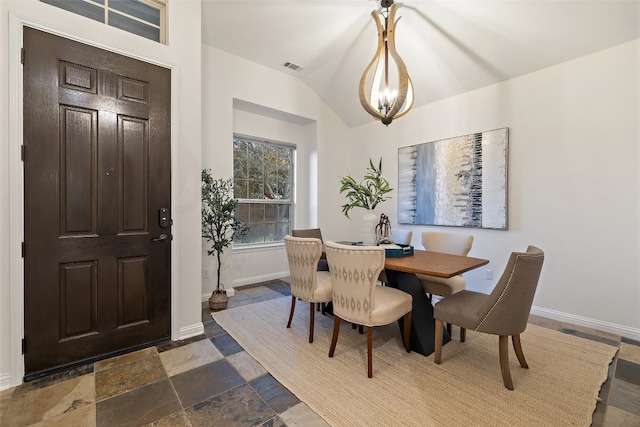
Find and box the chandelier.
[359,0,414,126]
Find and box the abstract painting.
[398,128,508,229]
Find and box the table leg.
[385,269,451,356]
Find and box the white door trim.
[7,12,180,389]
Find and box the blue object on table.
[383,244,414,258]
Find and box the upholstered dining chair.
[284,236,333,343]
[418,231,473,299]
[433,246,545,390]
[391,229,413,245]
[324,241,413,378]
[292,228,328,271]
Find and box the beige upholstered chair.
[391,229,412,245]
[284,236,333,343]
[324,241,413,378]
[418,231,474,299]
[434,246,545,390]
[292,228,328,271]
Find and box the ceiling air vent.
[283,61,304,72]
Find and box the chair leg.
[308,302,315,343]
[512,334,529,369]
[434,318,443,364]
[329,316,341,357]
[403,312,412,352]
[499,335,514,390]
[460,327,466,342]
[367,326,373,378]
[321,302,326,315]
[359,325,364,334]
[287,295,296,328]
[446,323,452,336]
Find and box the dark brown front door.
[23,28,172,377]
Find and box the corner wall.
[0,0,203,389]
[349,39,640,337]
[201,45,353,292]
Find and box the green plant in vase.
[339,158,393,244]
[201,169,249,310]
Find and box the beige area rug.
[212,297,617,427]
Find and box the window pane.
[109,0,160,26]
[248,180,264,199]
[264,204,278,223]
[109,11,160,42]
[277,147,291,199]
[233,141,248,179]
[249,203,264,224]
[277,204,290,223]
[249,223,265,244]
[248,144,263,182]
[234,232,250,245]
[233,178,247,199]
[263,223,277,243]
[41,0,104,22]
[276,222,290,241]
[234,203,249,224]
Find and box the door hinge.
[21,145,25,161]
[22,338,26,354]
[22,242,25,258]
[21,47,25,65]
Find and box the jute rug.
[212,296,617,426]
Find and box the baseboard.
[232,271,289,288]
[530,305,640,341]
[179,322,204,341]
[0,372,11,392]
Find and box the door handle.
[151,234,169,243]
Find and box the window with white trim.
[40,0,167,44]
[233,134,294,246]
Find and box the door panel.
[23,27,171,376]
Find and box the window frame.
[40,0,167,44]
[232,133,296,248]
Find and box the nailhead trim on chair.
[475,252,544,331]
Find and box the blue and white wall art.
[398,128,508,229]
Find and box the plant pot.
[209,287,228,311]
[362,211,378,245]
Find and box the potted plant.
[339,158,393,244]
[202,169,249,310]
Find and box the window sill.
[233,242,285,253]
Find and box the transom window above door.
[40,0,166,44]
[233,134,295,246]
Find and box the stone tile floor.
[1,279,639,426]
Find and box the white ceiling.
[201,0,640,128]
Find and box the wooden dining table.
[383,249,489,357]
[384,249,489,279]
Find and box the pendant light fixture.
[359,0,414,126]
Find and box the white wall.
[2,1,637,391]
[201,45,353,293]
[350,39,640,338]
[0,0,203,389]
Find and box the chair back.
[422,231,473,256]
[291,228,324,241]
[392,229,412,245]
[475,246,545,336]
[284,235,323,301]
[324,241,385,325]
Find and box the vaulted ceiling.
[201,0,640,128]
